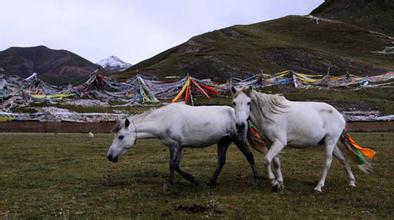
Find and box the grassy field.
[0,133,393,218]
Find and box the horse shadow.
[100,168,280,194]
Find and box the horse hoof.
[207,180,217,187]
[192,179,200,186]
[271,183,284,192]
[162,184,170,192]
[313,187,322,193]
[162,181,173,192]
[271,179,278,186]
[349,181,356,188]
[254,176,263,186]
[271,185,280,192]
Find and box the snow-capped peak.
[97,56,132,72]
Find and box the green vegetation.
[311,0,394,37]
[115,15,394,81]
[0,133,392,218]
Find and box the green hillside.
[115,15,394,81]
[311,0,394,36]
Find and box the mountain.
[97,56,132,73]
[115,6,394,81]
[311,0,394,36]
[0,46,102,85]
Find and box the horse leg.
[263,146,278,184]
[174,148,199,185]
[263,139,285,191]
[234,139,262,185]
[314,137,336,193]
[207,138,231,186]
[271,156,284,192]
[163,145,178,192]
[333,144,356,187]
[267,162,275,182]
[264,139,285,166]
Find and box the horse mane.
[249,90,288,121]
[112,120,123,133]
[131,109,155,121]
[112,105,166,133]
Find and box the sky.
[0,0,323,64]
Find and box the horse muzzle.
[107,154,118,163]
[236,122,246,131]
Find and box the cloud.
[0,0,323,64]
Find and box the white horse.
[106,103,261,191]
[232,87,372,192]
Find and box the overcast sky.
[0,0,323,64]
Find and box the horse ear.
[244,86,253,96]
[125,118,130,128]
[231,86,238,95]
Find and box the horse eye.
[118,135,124,140]
[247,102,251,106]
[232,102,236,106]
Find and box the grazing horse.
[106,103,261,191]
[232,87,375,192]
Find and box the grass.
[116,15,394,80]
[0,133,393,218]
[311,0,394,37]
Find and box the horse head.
[231,86,253,133]
[107,118,137,163]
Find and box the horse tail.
[338,131,376,174]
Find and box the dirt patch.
[175,204,210,214]
[175,203,222,214]
[0,121,114,133]
[346,121,394,132]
